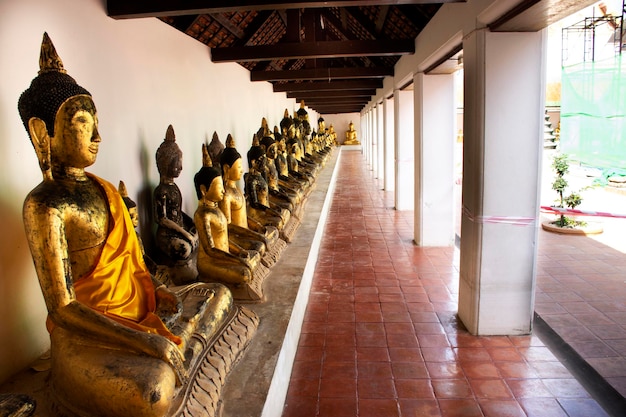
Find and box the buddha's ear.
[27,117,53,181]
[199,184,208,198]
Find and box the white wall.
[0,0,299,383]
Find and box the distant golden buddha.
[344,121,360,145]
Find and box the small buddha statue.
[153,125,199,284]
[119,180,158,275]
[344,121,360,145]
[193,158,268,302]
[207,131,224,172]
[245,135,294,241]
[260,135,301,210]
[274,130,312,197]
[219,135,286,267]
[18,33,257,417]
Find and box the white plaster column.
[371,105,378,173]
[383,97,395,191]
[413,72,456,246]
[361,111,369,162]
[394,89,415,210]
[376,103,385,183]
[458,30,545,335]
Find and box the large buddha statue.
[219,135,286,267]
[153,125,198,284]
[344,121,360,145]
[18,33,257,417]
[193,156,268,302]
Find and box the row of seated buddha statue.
[13,33,334,417]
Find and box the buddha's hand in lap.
[155,286,183,326]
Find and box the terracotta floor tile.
[321,361,357,380]
[385,332,419,348]
[358,398,400,417]
[420,347,456,362]
[390,361,429,379]
[357,378,396,399]
[397,399,440,417]
[468,378,514,399]
[324,332,356,347]
[505,378,553,398]
[462,362,501,379]
[319,377,356,398]
[295,346,325,362]
[394,379,435,399]
[487,347,525,362]
[318,397,357,417]
[388,347,423,362]
[356,346,390,362]
[356,333,388,348]
[358,361,393,379]
[288,377,320,397]
[425,362,466,379]
[438,399,483,417]
[432,379,473,398]
[454,347,492,362]
[478,399,527,417]
[291,360,323,380]
[495,361,539,379]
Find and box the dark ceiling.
[107,1,466,114]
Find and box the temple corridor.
[282,149,612,417]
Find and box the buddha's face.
[167,153,183,178]
[225,158,243,182]
[205,176,225,202]
[252,154,266,170]
[266,143,277,159]
[51,96,100,169]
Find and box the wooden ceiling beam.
[287,89,376,98]
[211,39,414,62]
[302,97,370,104]
[107,1,463,19]
[251,66,392,81]
[273,79,382,92]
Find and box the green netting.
[560,55,626,170]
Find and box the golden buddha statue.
[154,125,199,284]
[193,157,268,302]
[18,33,257,417]
[219,135,286,267]
[344,121,360,145]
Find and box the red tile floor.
[282,149,614,417]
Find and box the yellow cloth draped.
[70,174,181,345]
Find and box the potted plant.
[542,153,602,234]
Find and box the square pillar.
[376,104,385,183]
[394,89,415,211]
[371,106,378,173]
[383,97,395,192]
[414,72,456,246]
[458,30,546,335]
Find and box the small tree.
[551,154,586,228]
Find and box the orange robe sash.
[71,174,181,345]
